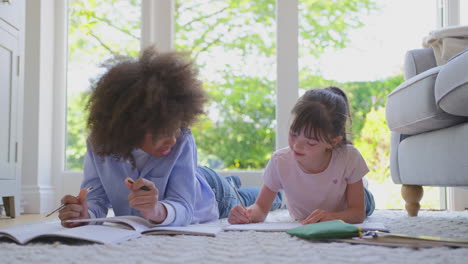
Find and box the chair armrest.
[435,49,468,117]
[404,48,437,80]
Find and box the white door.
[0,25,18,181]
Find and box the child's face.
[141,131,178,158]
[288,129,341,160]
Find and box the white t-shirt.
[263,144,369,221]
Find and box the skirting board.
[21,185,55,214]
[448,187,468,211]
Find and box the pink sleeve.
[262,155,282,192]
[345,147,369,184]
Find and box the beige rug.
[1,209,468,264]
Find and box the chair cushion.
[435,49,468,117]
[386,67,466,135]
[404,48,437,80]
[397,122,468,186]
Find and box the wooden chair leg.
[401,185,423,217]
[2,196,16,218]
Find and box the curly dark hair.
[86,45,207,162]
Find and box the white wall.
[21,0,56,213]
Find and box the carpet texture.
[1,209,468,264]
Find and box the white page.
[67,216,226,236]
[224,221,389,232]
[45,225,141,244]
[66,215,160,233]
[0,220,63,244]
[143,224,223,237]
[0,220,141,244]
[224,222,302,232]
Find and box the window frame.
[437,0,460,27]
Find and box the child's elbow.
[357,214,366,223]
[356,209,366,223]
[347,209,366,224]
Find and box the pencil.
[127,179,151,191]
[45,186,94,217]
[228,178,246,209]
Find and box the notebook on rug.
[0,216,222,245]
[334,232,468,248]
[224,222,302,231]
[66,215,222,237]
[224,221,389,232]
[0,220,141,245]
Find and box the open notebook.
[335,232,468,248]
[0,220,141,245]
[0,216,222,245]
[66,215,222,237]
[224,221,389,233]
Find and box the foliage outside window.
[174,0,377,170]
[66,0,141,170]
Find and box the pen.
[45,186,94,217]
[228,178,246,209]
[127,179,151,191]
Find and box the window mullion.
[141,0,174,51]
[437,0,460,27]
[276,0,299,150]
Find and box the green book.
[287,220,361,239]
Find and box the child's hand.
[301,209,337,225]
[58,188,90,228]
[228,205,251,224]
[125,177,167,223]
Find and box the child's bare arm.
[302,180,366,224]
[228,185,278,224]
[334,180,366,223]
[254,185,279,218]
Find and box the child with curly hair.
[58,46,281,227]
[228,87,375,225]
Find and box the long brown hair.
[86,45,207,162]
[290,86,352,147]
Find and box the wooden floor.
[0,213,58,229]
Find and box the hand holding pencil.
[124,177,167,223]
[227,179,273,225]
[228,178,246,209]
[55,186,93,228]
[227,179,252,224]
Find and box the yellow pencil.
[228,178,246,209]
[45,186,94,217]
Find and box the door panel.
[0,26,18,180]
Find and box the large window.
[62,0,454,208]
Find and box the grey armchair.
[385,26,468,216]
